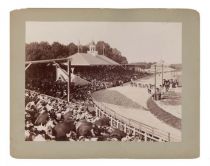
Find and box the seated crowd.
[25,67,150,141]
[74,66,148,90]
[25,90,144,142]
[26,66,148,100]
[26,79,91,101]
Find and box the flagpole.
[103,44,105,56]
[78,41,80,53]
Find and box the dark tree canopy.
[95,41,128,64]
[25,41,128,64]
[26,42,52,61]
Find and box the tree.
[96,41,128,64]
[51,42,69,59]
[68,42,78,55]
[25,42,52,61]
[80,45,89,53]
[25,41,128,64]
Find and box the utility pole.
[162,63,164,85]
[67,59,71,102]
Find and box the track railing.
[92,98,179,142]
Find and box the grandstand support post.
[154,64,157,100]
[67,59,71,102]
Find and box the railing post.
[91,96,170,142]
[159,138,162,142]
[116,120,119,129]
[144,132,147,142]
[110,116,113,126]
[152,128,154,137]
[124,123,127,133]
[95,107,97,117]
[168,133,171,142]
[99,109,101,117]
[95,106,98,117]
[133,128,136,136]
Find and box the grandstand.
[25,42,182,142]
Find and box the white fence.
[92,98,178,142]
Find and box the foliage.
[25,41,128,64]
[169,64,182,71]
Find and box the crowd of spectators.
[148,78,180,100]
[25,66,152,141]
[26,79,91,101]
[26,66,148,100]
[25,90,145,142]
[74,66,145,90]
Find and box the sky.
[26,22,182,64]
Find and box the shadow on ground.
[147,97,181,130]
[92,89,145,110]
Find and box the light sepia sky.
[26,22,182,64]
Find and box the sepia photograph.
[24,21,182,142]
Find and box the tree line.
[25,41,128,64]
[169,64,182,71]
[128,62,155,69]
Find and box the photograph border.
[10,8,200,158]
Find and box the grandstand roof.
[65,53,119,66]
[25,53,120,66]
